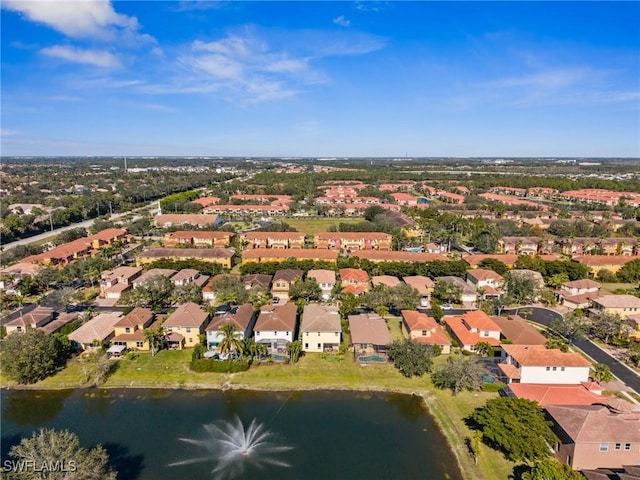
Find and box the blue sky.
[2,1,639,158]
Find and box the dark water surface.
[1,389,462,480]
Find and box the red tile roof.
[350,251,447,262]
[501,344,591,367]
[505,383,610,406]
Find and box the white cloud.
[333,15,351,28]
[2,0,140,41]
[41,45,121,68]
[1,129,20,137]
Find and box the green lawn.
[284,217,365,234]
[2,349,513,479]
[385,315,407,341]
[600,282,637,293]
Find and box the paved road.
[505,306,640,394]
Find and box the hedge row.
[189,359,250,373]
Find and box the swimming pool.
[358,355,387,363]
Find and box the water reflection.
[1,389,73,427]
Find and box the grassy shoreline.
[1,351,513,480]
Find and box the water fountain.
[168,416,293,479]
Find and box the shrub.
[481,382,505,392]
[189,359,250,373]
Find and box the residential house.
[254,303,298,355]
[164,230,234,248]
[436,276,477,307]
[242,274,273,292]
[339,268,370,296]
[240,232,306,249]
[590,294,640,320]
[546,403,640,470]
[0,263,42,292]
[306,269,336,301]
[111,307,155,351]
[401,310,451,354]
[68,312,123,350]
[390,192,418,206]
[4,306,55,335]
[299,304,341,353]
[313,232,392,252]
[163,302,210,349]
[573,256,636,276]
[463,254,560,269]
[491,315,547,345]
[371,275,401,288]
[498,344,591,384]
[600,237,638,256]
[132,269,177,288]
[171,269,209,288]
[39,312,79,335]
[348,313,392,361]
[203,204,289,217]
[241,248,338,265]
[205,303,256,350]
[559,237,601,257]
[271,269,303,302]
[498,237,541,256]
[100,266,142,299]
[402,276,435,307]
[136,247,235,269]
[561,279,602,297]
[444,310,502,352]
[559,279,604,310]
[466,269,504,299]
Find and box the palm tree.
[591,363,614,384]
[144,327,166,357]
[216,323,243,358]
[285,340,303,364]
[475,341,493,357]
[241,337,258,360]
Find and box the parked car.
[442,303,453,310]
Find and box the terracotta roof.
[444,316,501,347]
[242,248,338,261]
[463,254,560,267]
[371,275,401,287]
[0,262,42,276]
[205,303,255,332]
[134,269,177,285]
[91,227,127,242]
[461,310,501,331]
[498,363,521,380]
[114,307,154,329]
[339,268,370,283]
[254,302,297,331]
[545,405,640,443]
[350,251,447,262]
[164,302,209,328]
[112,330,146,342]
[68,312,123,344]
[502,344,591,367]
[592,294,640,309]
[401,310,438,331]
[39,312,78,335]
[306,269,336,284]
[342,284,369,295]
[138,247,234,260]
[102,266,142,282]
[165,230,232,239]
[242,232,305,240]
[348,313,392,346]
[300,304,341,332]
[5,307,55,328]
[402,276,435,295]
[467,269,504,282]
[314,232,392,241]
[505,383,610,406]
[171,269,200,283]
[491,315,547,345]
[562,279,601,290]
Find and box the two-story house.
[444,310,501,352]
[313,232,392,252]
[254,302,298,356]
[240,232,306,249]
[498,237,541,256]
[271,269,303,303]
[401,310,451,354]
[110,307,155,351]
[498,344,591,384]
[164,230,234,248]
[339,268,370,296]
[306,269,336,300]
[4,306,56,335]
[466,269,504,299]
[591,294,640,320]
[402,276,435,307]
[163,302,210,349]
[299,304,341,353]
[100,266,143,300]
[205,303,256,350]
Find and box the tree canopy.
[469,397,556,462]
[431,356,484,395]
[387,339,439,377]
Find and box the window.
[305,332,309,336]
[125,327,131,333]
[599,443,608,452]
[317,343,321,349]
[615,443,621,451]
[546,366,551,371]
[335,332,339,336]
[305,343,308,349]
[625,443,631,451]
[552,367,557,371]
[136,341,143,348]
[561,367,565,371]
[482,331,489,337]
[422,330,427,336]
[274,331,277,335]
[186,328,191,333]
[318,332,321,336]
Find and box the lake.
[1,388,463,480]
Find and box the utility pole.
[49,213,54,232]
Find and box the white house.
[299,304,341,353]
[306,269,336,301]
[498,344,591,384]
[254,303,297,355]
[205,304,255,350]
